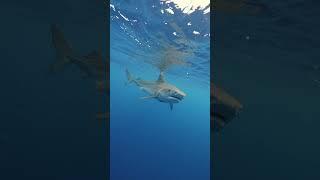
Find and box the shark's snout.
[158,88,186,103]
[167,89,186,102]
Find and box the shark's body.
[50,24,107,92]
[126,69,186,110]
[50,24,108,120]
[211,84,243,131]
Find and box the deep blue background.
[212,0,320,180]
[0,0,107,179]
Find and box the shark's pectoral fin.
[140,96,156,100]
[169,103,173,110]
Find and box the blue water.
[212,1,320,180]
[110,0,210,179]
[0,0,107,179]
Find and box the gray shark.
[126,69,186,110]
[211,84,243,131]
[50,24,106,80]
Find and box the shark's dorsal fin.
[169,103,173,110]
[157,71,165,83]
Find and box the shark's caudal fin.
[50,24,75,72]
[125,68,135,84]
[50,24,103,78]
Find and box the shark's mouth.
[170,94,184,101]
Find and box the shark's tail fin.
[125,68,135,84]
[50,24,75,72]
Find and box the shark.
[50,24,106,85]
[50,24,108,120]
[211,84,243,131]
[50,24,244,128]
[126,69,186,110]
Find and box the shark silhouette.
[50,24,106,83]
[211,84,243,131]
